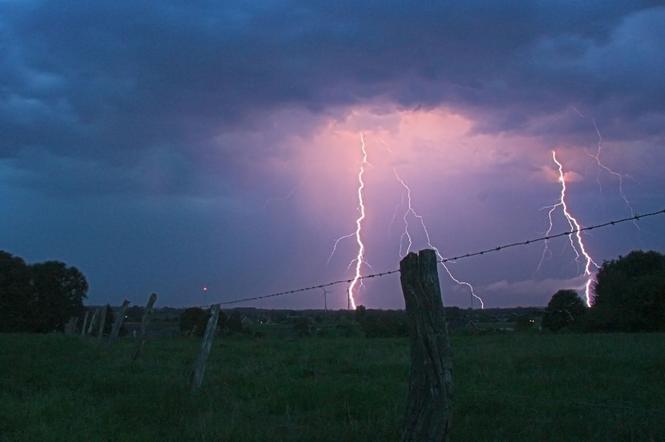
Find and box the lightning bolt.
[326,232,355,265]
[346,134,369,310]
[540,150,599,307]
[327,134,369,309]
[588,119,639,229]
[394,169,485,309]
[572,107,638,226]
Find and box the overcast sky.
[2,1,664,309]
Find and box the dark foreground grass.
[1,333,664,441]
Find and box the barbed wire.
[438,208,665,263]
[202,208,665,307]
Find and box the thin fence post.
[80,311,90,337]
[108,300,130,344]
[132,293,158,362]
[97,305,108,341]
[400,249,453,442]
[87,308,99,335]
[191,304,220,392]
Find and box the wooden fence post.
[132,293,158,362]
[87,308,99,335]
[108,300,130,344]
[97,305,108,341]
[191,304,220,392]
[80,311,90,337]
[400,249,453,442]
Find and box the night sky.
[2,1,664,309]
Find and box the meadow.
[1,333,664,441]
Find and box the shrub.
[542,290,587,332]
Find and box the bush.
[542,290,587,332]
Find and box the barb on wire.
[201,208,664,307]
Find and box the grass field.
[1,333,664,441]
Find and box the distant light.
[202,286,208,293]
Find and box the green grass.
[1,333,664,441]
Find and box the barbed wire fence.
[83,207,665,415]
[197,208,665,308]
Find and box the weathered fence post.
[400,249,453,442]
[87,308,99,335]
[108,300,130,344]
[97,305,108,341]
[80,311,90,337]
[191,304,220,392]
[132,293,158,362]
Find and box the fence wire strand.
[201,208,665,307]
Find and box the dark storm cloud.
[1,0,664,195]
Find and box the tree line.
[2,249,663,335]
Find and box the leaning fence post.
[191,304,220,392]
[87,308,99,335]
[80,311,90,337]
[400,249,453,442]
[97,305,109,341]
[108,300,130,344]
[132,293,158,362]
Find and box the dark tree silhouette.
[30,261,88,332]
[180,307,207,335]
[354,304,367,321]
[180,307,227,336]
[591,250,665,332]
[0,251,33,332]
[1,252,88,332]
[542,289,587,332]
